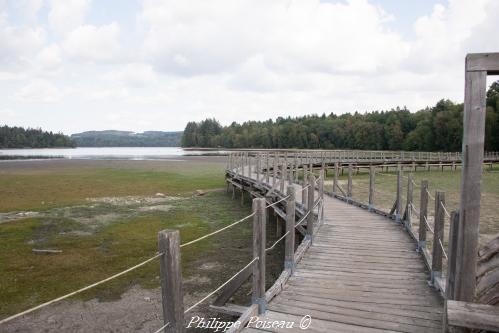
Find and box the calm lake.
[0,147,228,160]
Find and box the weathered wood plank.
[447,300,499,331]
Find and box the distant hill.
[0,125,75,148]
[71,130,182,147]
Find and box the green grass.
[0,159,264,319]
[0,162,224,212]
[0,191,255,318]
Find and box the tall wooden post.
[256,154,261,186]
[280,154,287,192]
[285,186,296,273]
[265,153,270,184]
[405,173,413,230]
[272,153,277,188]
[252,198,266,314]
[455,56,488,303]
[158,230,184,333]
[333,162,339,194]
[307,174,315,241]
[319,169,325,223]
[368,166,375,211]
[418,180,429,252]
[396,170,402,223]
[446,211,460,300]
[347,164,353,200]
[431,191,445,285]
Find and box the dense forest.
[0,125,75,148]
[71,130,182,147]
[182,81,499,152]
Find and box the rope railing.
[0,252,164,325]
[180,213,255,248]
[439,239,448,260]
[153,257,259,333]
[295,210,311,228]
[423,215,434,234]
[266,231,290,252]
[266,195,290,208]
[426,188,435,201]
[440,201,451,218]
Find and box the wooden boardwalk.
[230,166,444,333]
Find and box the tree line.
[0,125,75,148]
[182,81,499,152]
[71,130,182,147]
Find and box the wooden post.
[307,173,315,241]
[431,191,445,285]
[418,180,429,252]
[446,211,460,300]
[285,186,296,273]
[265,153,270,184]
[158,230,184,333]
[368,166,375,211]
[347,164,353,200]
[252,198,266,314]
[280,154,287,192]
[333,162,339,194]
[256,154,261,186]
[405,173,413,230]
[455,65,487,303]
[272,153,277,188]
[396,170,402,223]
[319,168,324,224]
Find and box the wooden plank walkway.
[240,174,444,332]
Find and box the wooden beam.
[252,198,266,314]
[466,53,499,74]
[447,300,499,331]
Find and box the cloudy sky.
[1,0,498,134]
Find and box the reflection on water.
[0,147,228,160]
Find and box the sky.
[0,0,498,134]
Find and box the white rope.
[410,204,420,217]
[153,322,170,333]
[183,257,259,314]
[423,216,434,234]
[376,171,397,177]
[266,195,290,208]
[313,197,322,209]
[426,188,435,201]
[439,239,448,260]
[180,213,255,248]
[440,201,451,218]
[295,210,311,227]
[411,179,420,188]
[266,231,290,252]
[301,184,311,190]
[0,252,163,325]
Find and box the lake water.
[0,147,228,160]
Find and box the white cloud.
[0,15,45,70]
[34,44,62,70]
[15,79,62,102]
[48,0,90,35]
[63,23,120,62]
[103,63,157,87]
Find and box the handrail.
[0,252,164,325]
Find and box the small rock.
[155,193,166,198]
[194,190,206,196]
[144,297,151,302]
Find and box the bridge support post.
[333,162,339,194]
[418,180,429,252]
[347,164,353,203]
[158,229,185,333]
[431,191,445,286]
[395,170,402,223]
[252,198,266,314]
[307,173,315,241]
[319,169,324,224]
[405,173,413,230]
[368,166,375,211]
[285,186,296,273]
